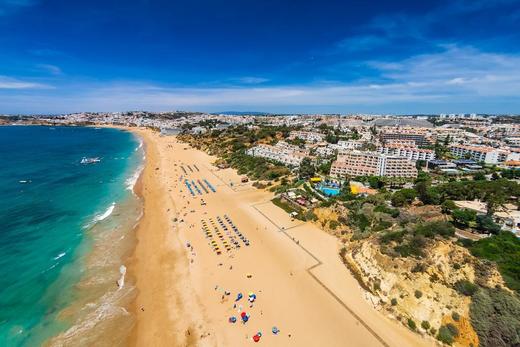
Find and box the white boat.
[81,157,101,164]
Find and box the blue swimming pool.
[319,186,340,196]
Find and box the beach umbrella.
[236,293,243,301]
[272,326,279,335]
[252,335,260,342]
[229,316,237,323]
[240,311,246,318]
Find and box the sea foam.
[53,252,66,260]
[85,203,116,229]
[125,166,143,192]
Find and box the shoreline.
[44,126,143,346]
[125,127,203,346]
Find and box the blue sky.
[0,0,520,114]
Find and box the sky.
[0,0,520,114]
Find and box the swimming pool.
[319,186,340,196]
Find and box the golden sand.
[127,128,435,347]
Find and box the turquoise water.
[0,126,142,346]
[319,185,340,196]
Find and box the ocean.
[0,126,144,346]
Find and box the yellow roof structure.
[310,177,322,182]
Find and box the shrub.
[476,214,501,234]
[470,231,520,293]
[452,312,460,322]
[454,280,479,296]
[414,221,455,238]
[437,325,456,345]
[380,230,406,244]
[470,287,520,347]
[414,290,423,299]
[412,263,426,273]
[391,189,417,207]
[329,220,340,230]
[421,320,431,330]
[446,323,459,337]
[451,208,477,228]
[407,318,417,331]
[391,298,398,306]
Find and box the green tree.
[476,214,501,234]
[473,172,486,181]
[484,191,506,215]
[325,132,339,144]
[451,208,477,228]
[391,189,416,207]
[298,157,315,179]
[368,176,385,189]
[441,199,457,213]
[317,161,332,175]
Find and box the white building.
[330,151,417,178]
[336,140,364,150]
[289,130,325,143]
[379,144,435,161]
[450,145,509,164]
[246,141,310,167]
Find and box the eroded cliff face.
[342,238,506,347]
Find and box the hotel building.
[380,129,432,146]
[449,144,509,164]
[379,144,435,161]
[246,141,310,167]
[330,150,417,178]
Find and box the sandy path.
[128,128,435,347]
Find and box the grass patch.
[470,231,520,293]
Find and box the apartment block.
[246,141,310,167]
[289,130,325,143]
[330,150,417,178]
[379,144,435,161]
[450,144,509,164]
[380,130,432,146]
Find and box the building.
[315,145,337,157]
[336,140,364,150]
[330,150,417,178]
[380,129,432,146]
[289,130,325,143]
[246,141,310,167]
[450,144,509,164]
[379,144,435,161]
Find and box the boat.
[80,157,101,164]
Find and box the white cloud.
[36,64,63,75]
[1,45,519,114]
[0,76,49,89]
[368,45,520,96]
[233,76,269,84]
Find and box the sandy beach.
[128,127,436,347]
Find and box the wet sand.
[128,127,435,347]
